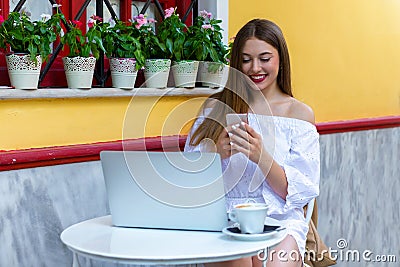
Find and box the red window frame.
[0,0,193,88]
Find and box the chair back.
[305,198,315,224]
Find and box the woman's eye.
[261,57,271,62]
[242,58,251,63]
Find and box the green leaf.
[93,35,106,53]
[25,24,34,31]
[166,38,173,55]
[13,31,23,40]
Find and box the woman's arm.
[229,100,317,199]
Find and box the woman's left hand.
[228,122,265,164]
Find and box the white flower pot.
[144,59,171,88]
[172,60,199,88]
[6,54,42,89]
[62,56,96,89]
[110,58,137,89]
[198,61,228,88]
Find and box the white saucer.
[222,225,286,241]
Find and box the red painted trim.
[71,0,87,29]
[316,116,400,134]
[0,116,399,171]
[177,0,193,26]
[0,135,187,171]
[119,0,132,22]
[0,2,9,18]
[161,0,177,9]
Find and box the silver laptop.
[100,151,229,231]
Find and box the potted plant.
[157,7,199,88]
[102,18,146,89]
[187,10,229,88]
[60,15,106,89]
[135,14,170,88]
[0,8,63,89]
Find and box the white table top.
[60,215,287,265]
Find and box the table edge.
[60,216,287,265]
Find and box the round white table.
[60,215,287,266]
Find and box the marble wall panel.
[318,127,399,267]
[0,161,108,267]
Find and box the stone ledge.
[0,87,222,100]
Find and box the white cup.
[228,203,268,234]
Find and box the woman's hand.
[230,122,288,199]
[228,122,265,164]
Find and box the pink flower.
[134,14,145,20]
[200,10,212,19]
[87,18,95,28]
[0,15,4,24]
[164,7,175,18]
[133,14,147,29]
[202,24,214,31]
[72,20,82,28]
[148,18,156,23]
[91,15,103,22]
[200,10,207,18]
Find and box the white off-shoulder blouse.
[184,111,320,257]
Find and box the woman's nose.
[251,60,261,73]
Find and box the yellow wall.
[229,0,400,122]
[0,96,206,150]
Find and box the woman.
[184,19,320,267]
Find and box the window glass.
[132,1,157,31]
[87,0,120,23]
[9,0,52,21]
[132,1,156,19]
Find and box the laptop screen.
[100,151,229,231]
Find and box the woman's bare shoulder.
[288,98,315,124]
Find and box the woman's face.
[241,37,280,92]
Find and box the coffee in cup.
[228,203,268,234]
